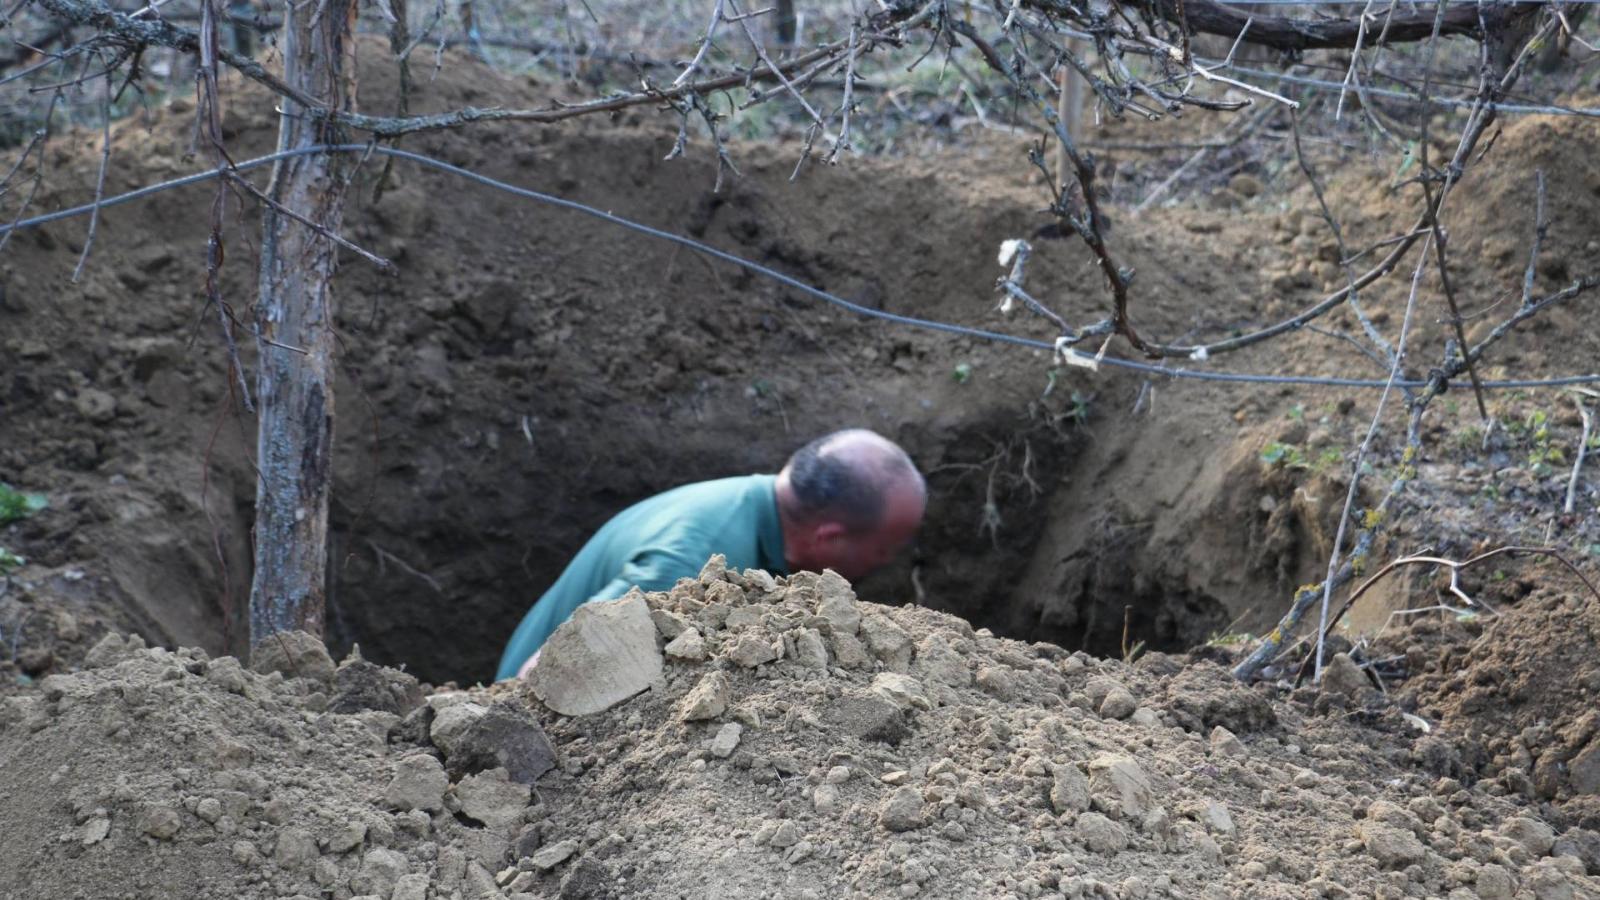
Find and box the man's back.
[495,474,787,679]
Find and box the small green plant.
[1205,630,1255,648]
[1314,448,1345,472]
[1066,390,1090,426]
[1455,426,1483,452]
[1261,442,1309,469]
[952,363,973,384]
[0,547,22,575]
[1286,403,1305,421]
[0,483,47,525]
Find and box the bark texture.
[248,0,354,649]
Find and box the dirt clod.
[529,594,663,716]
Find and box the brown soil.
[3,568,1598,900]
[2,37,1600,898]
[2,42,1597,680]
[1394,580,1600,831]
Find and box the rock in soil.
[529,594,664,716]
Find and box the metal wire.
[3,143,1598,391]
[1218,64,1600,117]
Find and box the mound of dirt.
[1398,583,1600,830]
[5,563,1597,900]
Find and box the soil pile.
[1397,581,1600,830]
[4,561,1598,899]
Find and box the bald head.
[775,429,926,580]
[782,429,924,530]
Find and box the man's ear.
[813,521,849,545]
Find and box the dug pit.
[0,47,1344,686]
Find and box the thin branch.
[825,24,860,165]
[70,69,114,283]
[672,0,725,88]
[1566,395,1594,516]
[728,0,825,127]
[1313,229,1430,683]
[1521,170,1549,308]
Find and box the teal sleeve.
[493,551,696,681]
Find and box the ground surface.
[0,37,1599,900]
[1,564,1598,900]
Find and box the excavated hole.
[316,406,1238,685]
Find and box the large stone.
[274,827,319,867]
[429,702,489,757]
[1075,812,1128,854]
[1098,687,1137,721]
[1501,816,1556,857]
[1475,864,1516,900]
[249,630,336,683]
[679,672,730,722]
[824,689,909,744]
[1208,726,1248,759]
[1525,860,1578,900]
[1567,739,1600,796]
[1320,653,1371,699]
[1201,801,1236,838]
[1050,763,1090,814]
[1552,827,1600,876]
[829,632,871,670]
[1088,755,1157,821]
[793,628,829,670]
[664,628,708,662]
[871,673,932,711]
[814,572,861,635]
[726,633,779,668]
[879,786,925,832]
[384,753,449,812]
[454,768,532,832]
[1359,822,1425,868]
[391,874,431,900]
[859,613,914,672]
[913,634,971,687]
[351,848,409,897]
[560,855,612,899]
[709,723,743,759]
[530,839,580,871]
[650,609,692,640]
[441,701,557,784]
[529,595,664,716]
[137,803,181,841]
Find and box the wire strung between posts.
[4,143,1599,391]
[1218,64,1600,118]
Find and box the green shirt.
[495,474,788,680]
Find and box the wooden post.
[248,0,355,649]
[1054,38,1088,193]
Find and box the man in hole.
[497,428,926,680]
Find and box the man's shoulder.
[651,473,776,510]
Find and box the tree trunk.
[775,0,796,47]
[248,0,353,649]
